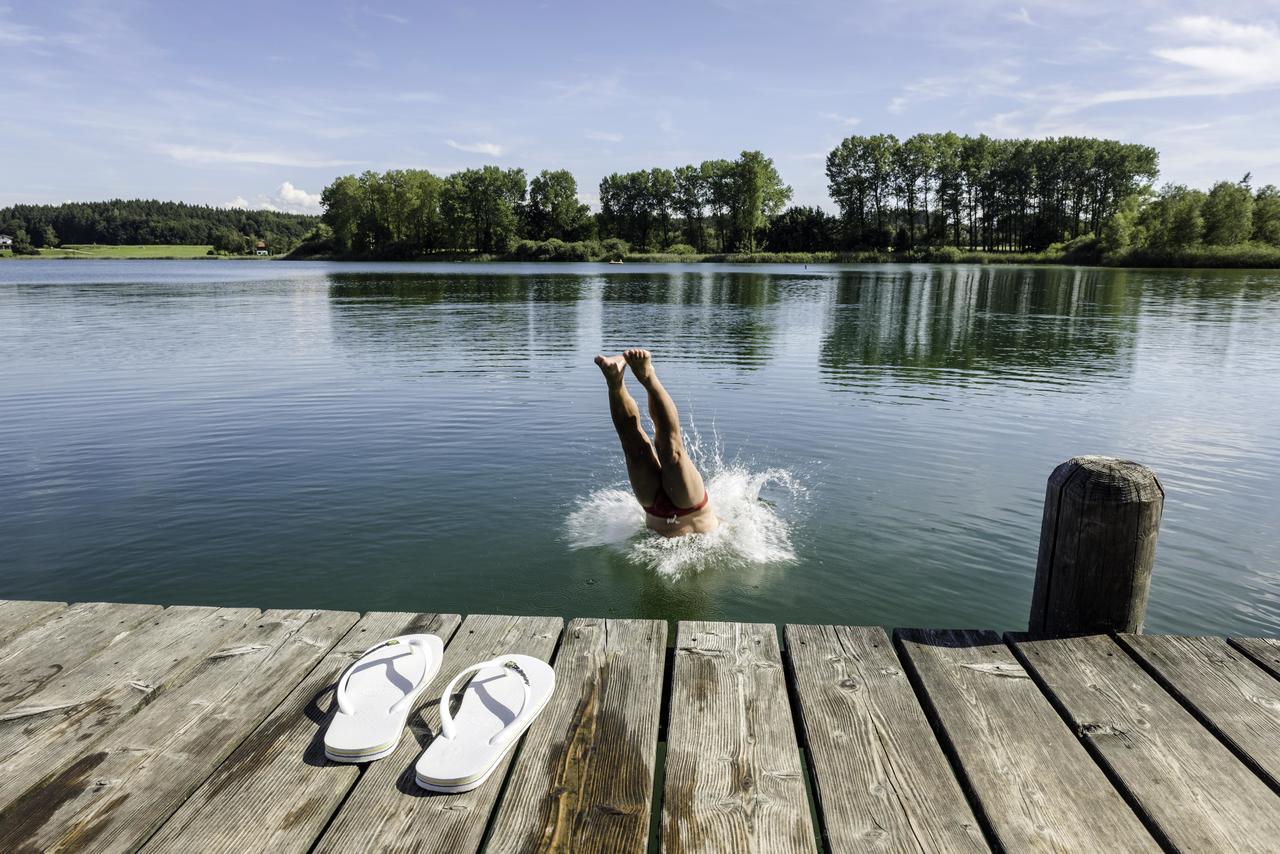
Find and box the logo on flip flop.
[503,660,530,684]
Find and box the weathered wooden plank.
[0,601,163,714]
[663,621,816,854]
[1230,636,1280,681]
[895,628,1158,852]
[486,618,667,854]
[785,624,988,853]
[0,600,66,649]
[144,610,463,854]
[1119,633,1280,791]
[0,605,257,796]
[1010,632,1280,852]
[0,608,358,853]
[315,614,563,854]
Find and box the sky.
[3,0,1279,214]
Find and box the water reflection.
[819,266,1139,391]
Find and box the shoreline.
[5,254,1280,271]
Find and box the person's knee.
[657,441,683,467]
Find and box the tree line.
[313,150,792,259]
[0,200,317,255]
[5,135,1278,265]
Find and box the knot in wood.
[838,677,860,691]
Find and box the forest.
[304,133,1280,266]
[4,134,1279,267]
[0,200,317,255]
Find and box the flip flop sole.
[414,684,553,792]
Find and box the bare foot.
[623,348,655,384]
[594,354,626,385]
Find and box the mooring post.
[1029,456,1164,635]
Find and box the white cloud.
[1153,16,1280,87]
[158,144,356,168]
[820,112,860,127]
[1008,7,1036,27]
[445,139,504,156]
[1049,16,1280,116]
[224,182,323,215]
[586,130,623,143]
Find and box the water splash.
[565,434,806,578]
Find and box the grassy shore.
[0,244,230,260]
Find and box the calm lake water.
[2,261,1278,635]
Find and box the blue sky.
[3,0,1278,214]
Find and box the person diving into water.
[595,349,720,538]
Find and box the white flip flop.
[323,634,443,763]
[414,654,555,792]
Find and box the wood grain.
[0,601,162,714]
[1030,457,1163,634]
[663,621,816,854]
[486,618,666,854]
[0,600,66,650]
[0,608,358,853]
[1230,636,1280,680]
[0,605,257,809]
[1119,633,1280,791]
[1010,631,1280,852]
[144,610,462,854]
[785,624,988,853]
[315,613,563,854]
[896,628,1158,852]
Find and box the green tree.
[320,175,364,254]
[1140,185,1205,248]
[727,151,792,252]
[673,165,708,251]
[524,169,591,241]
[441,166,526,253]
[1201,179,1254,245]
[1253,185,1280,246]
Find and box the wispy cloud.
[548,75,622,101]
[446,139,505,156]
[1049,16,1280,115]
[586,130,623,143]
[888,65,1020,114]
[157,144,357,168]
[389,91,441,104]
[1007,7,1036,27]
[360,6,409,25]
[820,112,860,127]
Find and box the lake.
[2,261,1278,635]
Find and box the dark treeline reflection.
[600,272,788,370]
[327,272,584,304]
[321,265,1280,385]
[326,272,587,368]
[820,266,1142,386]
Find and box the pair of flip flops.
[322,634,555,793]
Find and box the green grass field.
[29,244,218,259]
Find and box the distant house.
[255,240,269,256]
[0,235,13,250]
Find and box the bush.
[663,243,697,255]
[599,237,629,261]
[510,238,598,261]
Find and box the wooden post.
[1029,456,1164,635]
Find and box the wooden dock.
[0,600,1278,852]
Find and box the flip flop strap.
[438,658,532,747]
[335,637,430,717]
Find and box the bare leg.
[596,354,662,505]
[623,349,707,507]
